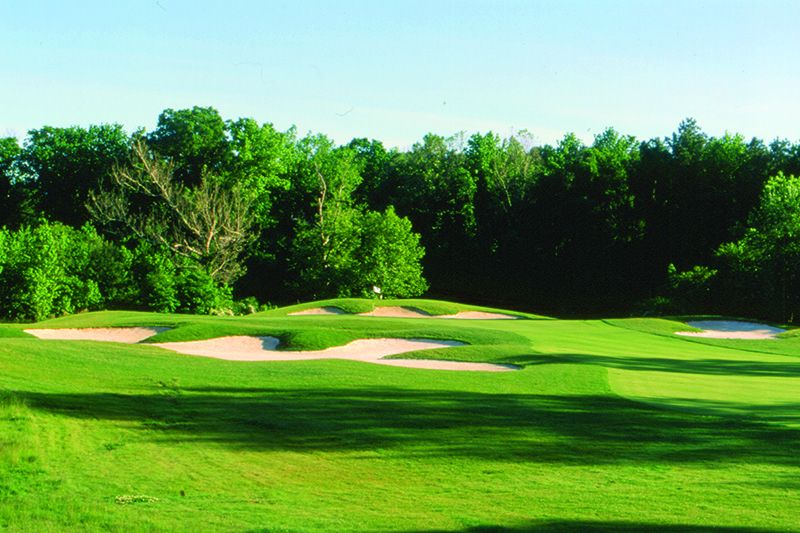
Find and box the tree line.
[2,106,800,322]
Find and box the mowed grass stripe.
[608,370,800,425]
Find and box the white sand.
[24,327,171,343]
[290,306,522,319]
[675,321,786,339]
[24,327,517,372]
[435,311,522,320]
[358,306,434,318]
[152,336,516,371]
[288,306,349,315]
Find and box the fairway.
[2,300,799,532]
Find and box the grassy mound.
[268,298,551,318]
[0,326,34,338]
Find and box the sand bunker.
[676,321,786,339]
[23,327,516,372]
[288,306,349,315]
[289,306,522,319]
[152,336,516,371]
[435,311,522,319]
[24,327,171,343]
[359,306,435,318]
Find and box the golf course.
[2,298,799,532]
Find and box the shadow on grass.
[381,522,797,533]
[15,385,800,467]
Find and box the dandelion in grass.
[115,494,159,505]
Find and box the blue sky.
[2,1,800,149]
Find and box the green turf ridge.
[2,299,800,531]
[265,297,552,319]
[148,319,531,356]
[602,317,705,336]
[25,310,187,329]
[0,326,34,338]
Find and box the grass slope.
[266,298,552,319]
[0,327,34,338]
[1,301,799,532]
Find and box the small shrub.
[230,296,272,315]
[175,270,233,315]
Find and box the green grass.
[2,301,800,531]
[266,297,551,319]
[0,326,34,338]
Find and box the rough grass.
[2,301,799,532]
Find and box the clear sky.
[2,1,800,149]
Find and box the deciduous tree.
[355,206,427,298]
[147,106,229,185]
[717,172,800,320]
[88,140,256,285]
[0,137,28,228]
[19,124,129,227]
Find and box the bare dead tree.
[87,139,256,285]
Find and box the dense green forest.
[2,106,800,322]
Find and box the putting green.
[475,317,800,426]
[536,320,800,426]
